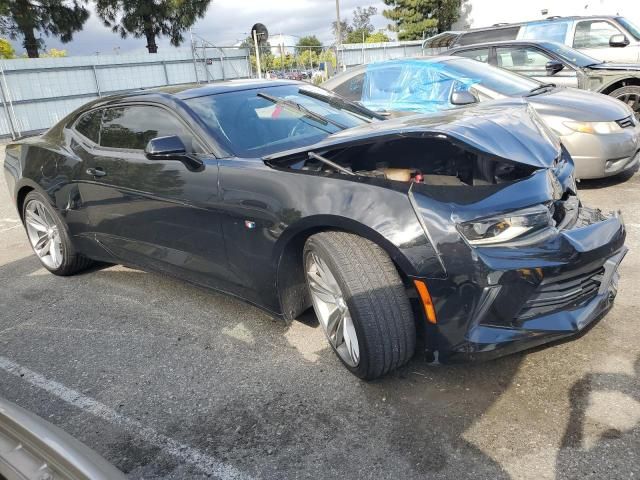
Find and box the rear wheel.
[304,231,416,379]
[22,191,93,276]
[608,85,640,121]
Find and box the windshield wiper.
[527,83,556,96]
[257,92,348,129]
[298,89,386,121]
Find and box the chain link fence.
[0,39,425,139]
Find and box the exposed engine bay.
[284,136,539,186]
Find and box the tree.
[41,47,67,57]
[298,49,318,69]
[340,6,382,44]
[0,38,15,58]
[331,18,351,44]
[95,0,211,54]
[0,0,89,58]
[295,35,321,55]
[365,31,391,43]
[352,6,377,33]
[383,0,461,40]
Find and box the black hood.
[266,99,561,169]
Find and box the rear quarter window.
[453,48,490,62]
[457,27,519,45]
[74,109,102,143]
[520,21,570,43]
[331,73,365,102]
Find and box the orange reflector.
[413,280,437,324]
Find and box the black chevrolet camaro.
[3,79,627,379]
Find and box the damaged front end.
[266,101,627,361]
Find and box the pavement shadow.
[578,166,637,190]
[555,355,640,479]
[0,253,523,478]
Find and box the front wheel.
[608,85,640,121]
[304,231,416,379]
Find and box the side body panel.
[217,158,442,313]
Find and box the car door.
[495,45,578,87]
[571,19,640,63]
[78,103,234,288]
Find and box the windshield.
[543,42,601,67]
[618,17,640,41]
[440,58,540,96]
[185,85,374,158]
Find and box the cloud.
[9,0,391,56]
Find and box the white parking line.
[0,356,252,480]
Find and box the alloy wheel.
[615,91,640,121]
[305,251,360,367]
[24,199,63,270]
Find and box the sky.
[8,0,390,56]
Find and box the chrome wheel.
[305,251,360,367]
[24,199,63,270]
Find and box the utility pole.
[253,29,262,79]
[335,0,342,70]
[280,40,285,76]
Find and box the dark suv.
[444,40,640,118]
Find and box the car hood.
[587,63,640,72]
[526,86,631,122]
[267,99,561,169]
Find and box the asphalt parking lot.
[0,144,639,480]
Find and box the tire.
[607,85,640,120]
[304,231,416,379]
[22,191,93,276]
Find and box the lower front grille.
[517,267,604,320]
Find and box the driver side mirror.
[609,34,630,48]
[145,135,203,170]
[450,90,478,106]
[545,60,564,76]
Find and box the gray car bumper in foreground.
[0,397,126,480]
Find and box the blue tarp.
[361,59,480,113]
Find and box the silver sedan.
[323,57,640,179]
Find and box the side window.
[573,20,623,48]
[496,46,553,70]
[331,73,365,101]
[100,106,198,152]
[458,27,519,46]
[520,21,570,43]
[74,110,102,144]
[453,48,490,63]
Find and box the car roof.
[447,39,564,51]
[156,79,305,99]
[89,79,307,106]
[460,15,622,33]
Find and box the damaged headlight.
[457,205,554,246]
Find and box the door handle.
[86,167,107,178]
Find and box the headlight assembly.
[563,121,623,135]
[457,205,554,246]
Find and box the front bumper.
[560,125,640,179]
[421,207,627,363]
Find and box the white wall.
[453,0,640,30]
